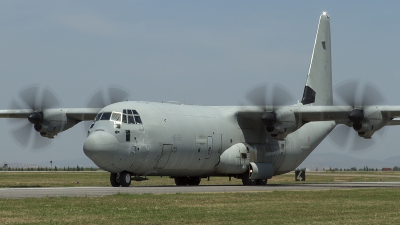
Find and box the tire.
[256,179,267,186]
[110,173,120,187]
[174,177,187,186]
[242,170,257,186]
[187,177,201,186]
[119,171,132,187]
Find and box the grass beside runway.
[1,171,400,188]
[1,188,400,224]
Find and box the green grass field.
[1,189,400,224]
[1,171,400,224]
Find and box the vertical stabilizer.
[301,12,332,106]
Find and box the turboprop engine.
[28,109,78,138]
[261,109,297,140]
[348,107,388,138]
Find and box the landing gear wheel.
[256,179,267,186]
[174,177,186,186]
[119,171,132,187]
[241,170,257,186]
[174,177,201,186]
[242,173,257,186]
[110,173,120,187]
[187,177,201,186]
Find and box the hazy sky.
[1,1,400,167]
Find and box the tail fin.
[301,12,332,106]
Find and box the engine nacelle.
[262,109,297,140]
[350,107,388,139]
[32,109,79,138]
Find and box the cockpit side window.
[122,114,127,123]
[110,112,122,122]
[127,115,135,124]
[100,112,111,120]
[134,116,142,124]
[121,109,143,125]
[95,113,103,121]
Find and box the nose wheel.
[110,172,132,187]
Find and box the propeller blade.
[272,84,295,106]
[107,87,130,105]
[83,85,131,135]
[10,85,39,110]
[350,136,375,151]
[335,79,358,106]
[245,85,267,108]
[329,124,351,149]
[31,132,52,150]
[10,120,33,147]
[361,82,386,106]
[40,87,61,109]
[335,79,386,107]
[8,85,60,150]
[87,85,130,108]
[245,83,295,110]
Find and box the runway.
[1,182,400,198]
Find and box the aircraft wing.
[65,108,102,121]
[0,109,35,118]
[296,106,400,123]
[236,105,400,124]
[0,108,101,121]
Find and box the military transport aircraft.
[2,12,399,187]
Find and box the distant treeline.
[0,165,100,171]
[312,166,400,172]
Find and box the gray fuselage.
[83,101,335,177]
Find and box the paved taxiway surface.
[1,182,400,198]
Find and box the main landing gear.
[110,172,132,187]
[174,177,201,186]
[241,170,267,186]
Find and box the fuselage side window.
[110,112,122,123]
[100,112,111,120]
[95,113,103,121]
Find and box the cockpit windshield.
[100,112,111,120]
[95,113,102,121]
[94,110,142,125]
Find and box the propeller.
[329,79,387,151]
[83,85,131,133]
[9,85,61,150]
[245,83,295,131]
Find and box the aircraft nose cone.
[83,131,119,168]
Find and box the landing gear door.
[154,144,173,170]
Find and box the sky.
[0,1,400,167]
